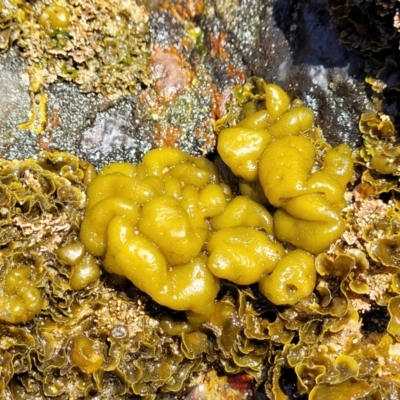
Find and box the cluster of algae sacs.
[72,80,353,327]
[5,78,400,398]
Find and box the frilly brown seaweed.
[210,78,400,399]
[0,151,268,398]
[265,81,400,398]
[326,0,400,55]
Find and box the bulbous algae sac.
[210,195,273,235]
[259,135,316,207]
[260,137,352,208]
[259,249,315,305]
[57,241,101,290]
[69,335,104,374]
[217,126,272,181]
[138,195,206,266]
[80,197,140,256]
[38,5,71,36]
[142,147,191,177]
[0,267,43,324]
[69,253,101,291]
[262,138,353,254]
[264,83,291,120]
[266,106,314,138]
[272,193,345,254]
[218,80,353,254]
[80,148,228,323]
[56,241,86,265]
[81,145,296,319]
[207,227,285,285]
[103,216,219,322]
[85,174,162,210]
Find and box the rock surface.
[0,0,371,167]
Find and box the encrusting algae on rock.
[0,151,89,324]
[0,0,150,132]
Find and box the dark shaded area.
[326,0,400,56]
[325,0,400,127]
[267,0,368,147]
[371,60,400,128]
[361,305,390,335]
[274,0,362,71]
[279,367,308,400]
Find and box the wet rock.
[0,48,31,158]
[0,0,372,166]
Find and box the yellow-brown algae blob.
[142,147,190,177]
[0,267,43,324]
[98,162,137,177]
[56,241,86,265]
[80,111,353,317]
[86,174,162,210]
[82,161,97,185]
[104,215,168,287]
[217,127,271,181]
[218,82,353,254]
[264,83,291,120]
[237,109,272,130]
[80,197,140,257]
[39,5,71,36]
[267,107,314,138]
[70,335,104,374]
[259,249,316,305]
[170,162,211,187]
[81,148,236,321]
[207,227,285,285]
[57,242,101,290]
[259,134,352,253]
[273,194,345,254]
[268,139,352,252]
[199,183,227,218]
[138,195,206,266]
[210,195,273,234]
[321,143,354,190]
[193,157,221,184]
[103,215,219,322]
[70,253,101,291]
[259,135,316,207]
[159,256,220,319]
